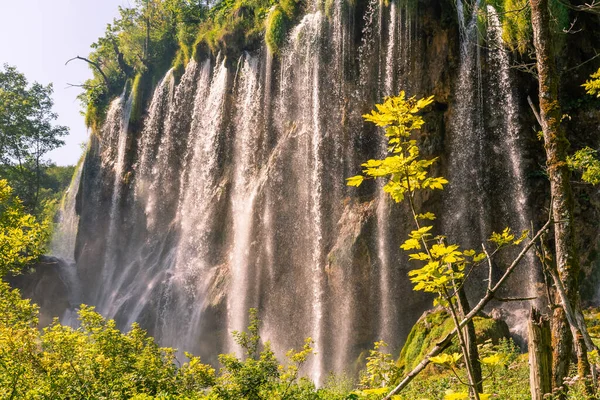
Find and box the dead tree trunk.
[529,307,552,400]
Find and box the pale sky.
[0,0,133,166]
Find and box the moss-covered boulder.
[397,308,511,374]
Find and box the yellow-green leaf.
[346,175,364,187]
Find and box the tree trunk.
[529,0,590,395]
[529,307,552,400]
[145,0,151,64]
[446,290,480,400]
[457,287,483,394]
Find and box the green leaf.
[416,212,436,220]
[481,353,507,366]
[409,252,430,261]
[401,238,421,251]
[513,229,529,245]
[473,253,487,263]
[346,175,364,187]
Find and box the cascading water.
[134,70,175,202]
[445,0,488,242]
[364,0,416,345]
[486,5,531,236]
[485,5,537,333]
[444,0,536,329]
[280,11,326,384]
[50,164,82,262]
[96,92,133,314]
[229,54,263,345]
[50,163,84,325]
[159,58,226,351]
[146,60,199,230]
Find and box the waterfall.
[358,0,381,91]
[486,5,537,334]
[50,163,82,262]
[229,54,263,345]
[384,1,397,96]
[135,70,175,202]
[50,162,84,326]
[96,91,133,315]
[161,58,226,350]
[146,60,199,230]
[486,5,530,228]
[282,11,326,384]
[445,0,487,243]
[62,0,544,382]
[442,1,536,334]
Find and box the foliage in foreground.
[0,180,49,276]
[0,284,355,400]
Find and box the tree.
[0,180,48,277]
[0,65,69,214]
[347,93,546,400]
[529,0,595,394]
[77,0,205,130]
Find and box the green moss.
[324,0,334,19]
[189,0,302,59]
[172,49,187,82]
[397,309,456,373]
[280,0,299,17]
[130,73,145,124]
[85,103,101,134]
[266,7,287,54]
[397,309,511,374]
[484,0,570,54]
[491,0,533,54]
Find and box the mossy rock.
[130,73,145,124]
[265,6,288,55]
[397,308,510,374]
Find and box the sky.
[0,0,133,166]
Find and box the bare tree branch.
[557,0,600,14]
[65,83,102,90]
[528,95,544,127]
[483,243,493,292]
[65,56,111,90]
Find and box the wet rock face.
[8,257,72,327]
[568,108,600,303]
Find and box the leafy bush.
[0,285,216,399]
[0,180,49,276]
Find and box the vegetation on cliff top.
[79,0,303,131]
